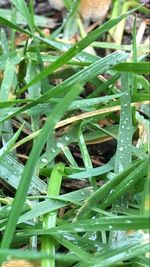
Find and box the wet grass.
[0,0,149,266]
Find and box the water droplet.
[74,227,84,232]
[126,220,131,224]
[56,142,63,149]
[65,136,70,141]
[8,111,13,115]
[41,158,47,163]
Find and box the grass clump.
[0,0,149,266]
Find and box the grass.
[0,0,149,266]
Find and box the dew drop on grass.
[64,136,70,141]
[89,232,97,241]
[56,142,64,149]
[119,147,123,151]
[126,220,132,224]
[74,227,84,232]
[41,158,48,163]
[8,111,13,115]
[52,148,56,153]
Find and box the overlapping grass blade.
[18,216,149,236]
[0,154,47,194]
[75,159,147,218]
[18,9,135,94]
[18,187,92,224]
[0,51,129,123]
[0,249,79,262]
[0,8,56,28]
[100,159,148,209]
[0,124,24,160]
[1,84,83,249]
[54,234,90,260]
[78,242,149,267]
[41,163,64,267]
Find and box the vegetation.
[0,0,149,266]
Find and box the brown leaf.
[79,0,112,22]
[49,0,112,21]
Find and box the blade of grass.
[53,234,90,260]
[18,187,92,224]
[10,0,34,30]
[19,216,149,236]
[78,242,149,267]
[132,16,138,126]
[0,83,83,249]
[74,159,147,218]
[41,163,64,267]
[62,146,78,167]
[50,0,80,39]
[0,43,18,158]
[115,73,133,173]
[17,9,136,95]
[0,8,56,28]
[0,154,47,195]
[0,51,129,123]
[0,15,31,35]
[0,249,79,262]
[100,159,148,209]
[0,123,24,160]
[113,62,150,74]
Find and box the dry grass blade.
[56,100,150,129]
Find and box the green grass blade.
[18,187,92,224]
[75,159,146,218]
[18,9,133,94]
[0,51,129,123]
[79,242,149,267]
[0,59,15,100]
[113,62,150,74]
[100,159,148,209]
[0,8,56,28]
[0,124,24,160]
[0,15,31,35]
[41,163,64,267]
[10,0,34,30]
[0,154,47,195]
[115,73,133,173]
[54,234,90,260]
[0,84,83,249]
[19,216,149,235]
